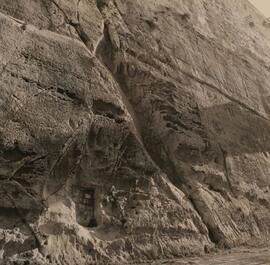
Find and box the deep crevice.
[218,144,234,193]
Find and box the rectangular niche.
[72,186,97,227]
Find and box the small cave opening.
[72,187,97,228]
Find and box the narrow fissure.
[219,144,234,193]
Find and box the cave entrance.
[73,187,97,228]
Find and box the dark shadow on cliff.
[200,101,270,156]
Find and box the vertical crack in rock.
[219,144,233,193]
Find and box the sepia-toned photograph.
[0,0,269,264]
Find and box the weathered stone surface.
[0,0,269,264]
[143,247,270,265]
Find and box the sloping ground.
[145,247,270,265]
[0,0,269,264]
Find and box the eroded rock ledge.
[0,0,270,264]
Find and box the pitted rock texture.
[0,0,269,264]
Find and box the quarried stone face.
[0,0,270,264]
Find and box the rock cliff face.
[0,0,270,264]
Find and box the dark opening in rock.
[88,218,98,228]
[72,187,97,227]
